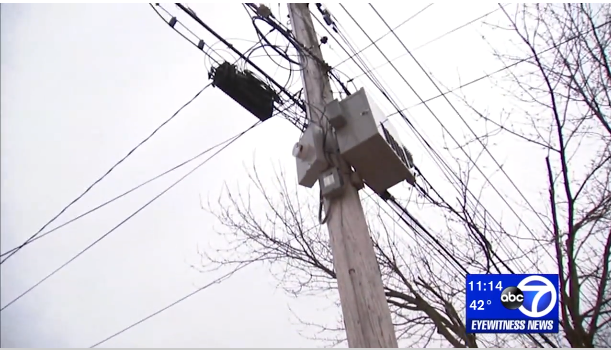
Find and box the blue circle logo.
[517,275,556,318]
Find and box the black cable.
[151,4,222,67]
[252,16,302,67]
[154,3,305,130]
[371,12,607,319]
[0,121,261,312]
[245,4,350,97]
[347,6,504,79]
[365,188,467,279]
[154,3,290,95]
[383,191,469,276]
[322,11,492,270]
[243,7,299,90]
[250,5,352,97]
[89,261,254,348]
[391,17,611,116]
[332,3,434,69]
[412,175,508,275]
[175,3,306,112]
[0,124,257,258]
[0,83,212,265]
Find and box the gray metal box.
[294,123,328,188]
[325,99,347,129]
[319,167,344,199]
[335,88,415,195]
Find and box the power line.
[346,6,504,80]
[382,190,469,276]
[89,261,253,348]
[366,190,469,284]
[152,4,310,131]
[150,4,222,67]
[159,3,313,130]
[0,121,261,312]
[174,3,306,112]
[344,8,608,346]
[365,18,611,118]
[340,4,547,304]
[332,3,434,69]
[367,8,597,308]
[0,83,212,265]
[0,124,258,258]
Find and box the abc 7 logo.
[500,276,557,318]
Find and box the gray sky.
[1,3,548,348]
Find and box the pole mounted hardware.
[210,61,279,122]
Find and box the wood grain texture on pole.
[287,4,398,348]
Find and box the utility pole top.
[288,3,399,348]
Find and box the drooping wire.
[88,261,254,348]
[175,3,306,112]
[0,121,262,313]
[0,83,212,264]
[242,4,301,95]
[153,3,308,131]
[151,4,222,68]
[0,122,260,258]
[247,4,352,97]
[332,3,434,69]
[387,17,611,116]
[383,190,469,274]
[1,3,296,260]
[344,5,505,78]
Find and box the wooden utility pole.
[288,4,398,348]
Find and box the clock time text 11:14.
[468,280,503,291]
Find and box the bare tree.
[457,3,611,347]
[199,161,535,347]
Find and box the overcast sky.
[1,3,546,348]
